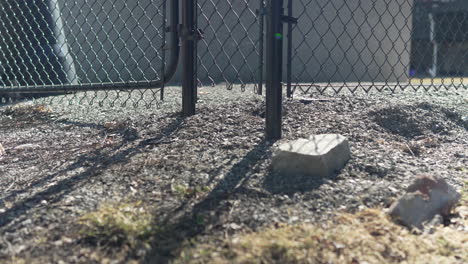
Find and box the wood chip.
[0,143,5,156]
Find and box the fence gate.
[0,0,179,104]
[195,0,266,94]
[180,0,292,139]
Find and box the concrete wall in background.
[58,0,165,84]
[0,0,71,86]
[290,0,414,83]
[187,0,414,84]
[0,0,413,86]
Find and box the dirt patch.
[369,103,467,139]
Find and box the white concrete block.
[272,134,351,177]
[388,174,461,230]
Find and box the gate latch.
[282,15,298,24]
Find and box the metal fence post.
[160,0,167,101]
[182,0,197,117]
[286,0,293,98]
[257,0,265,95]
[265,0,284,141]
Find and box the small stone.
[22,219,33,226]
[388,174,461,230]
[229,223,242,230]
[289,216,299,222]
[12,245,27,254]
[62,237,73,244]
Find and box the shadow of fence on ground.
[145,141,272,264]
[0,115,184,230]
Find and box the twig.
[228,200,239,217]
[405,143,415,157]
[4,179,16,192]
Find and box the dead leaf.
[34,105,52,113]
[104,134,117,144]
[375,138,386,145]
[104,121,125,130]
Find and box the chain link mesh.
[196,0,264,92]
[290,0,468,96]
[194,0,468,96]
[1,0,467,106]
[0,0,168,107]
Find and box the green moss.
[172,184,211,199]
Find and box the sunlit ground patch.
[78,200,157,248]
[177,202,467,264]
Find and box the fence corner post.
[265,0,284,141]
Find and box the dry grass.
[78,200,157,248]
[4,103,52,115]
[461,180,468,201]
[171,183,211,199]
[177,205,468,264]
[410,77,468,86]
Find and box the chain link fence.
[1,0,467,106]
[196,0,264,93]
[288,0,468,96]
[0,0,178,107]
[191,0,468,96]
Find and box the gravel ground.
[0,85,467,263]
